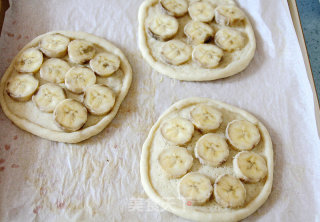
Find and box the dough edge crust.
[0,30,133,143]
[140,97,273,222]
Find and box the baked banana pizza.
[138,0,256,81]
[140,98,273,221]
[0,31,132,143]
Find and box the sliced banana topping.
[32,83,66,113]
[148,14,179,41]
[39,34,70,58]
[160,117,194,145]
[226,120,261,151]
[195,133,229,167]
[215,5,245,26]
[178,172,213,205]
[40,58,71,83]
[160,0,188,17]
[84,84,115,115]
[188,1,215,23]
[15,48,43,73]
[65,66,96,94]
[158,146,193,178]
[53,99,88,132]
[233,151,267,183]
[184,21,214,45]
[6,74,39,102]
[90,52,120,77]
[160,40,191,65]
[68,39,96,64]
[215,28,246,52]
[192,44,224,68]
[190,104,223,132]
[214,174,246,208]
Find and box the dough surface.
[0,31,132,143]
[140,97,273,221]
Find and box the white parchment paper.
[0,0,319,221]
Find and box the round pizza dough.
[0,31,132,143]
[138,0,256,81]
[140,97,273,221]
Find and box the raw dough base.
[0,31,132,143]
[140,97,273,222]
[138,0,256,81]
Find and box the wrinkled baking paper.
[0,0,319,221]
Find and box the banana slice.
[192,44,224,68]
[147,14,179,41]
[84,84,115,115]
[39,34,70,58]
[53,99,88,132]
[89,52,120,77]
[6,74,39,102]
[215,5,245,26]
[184,21,214,45]
[158,146,193,178]
[178,172,213,205]
[68,40,96,64]
[188,1,215,23]
[160,0,188,17]
[160,40,191,65]
[15,48,43,73]
[233,151,267,183]
[215,28,246,52]
[226,120,261,151]
[214,174,246,208]
[190,104,223,132]
[65,66,96,94]
[160,117,194,145]
[32,83,66,113]
[195,133,229,167]
[40,58,71,83]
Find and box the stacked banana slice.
[156,102,268,209]
[145,0,249,70]
[5,33,122,132]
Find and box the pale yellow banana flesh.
[226,119,261,151]
[214,174,246,208]
[40,58,71,84]
[179,172,213,205]
[53,99,88,132]
[215,5,245,26]
[84,84,115,115]
[68,39,96,64]
[6,74,39,102]
[160,117,194,145]
[158,146,193,178]
[195,133,229,167]
[184,21,214,45]
[39,34,70,58]
[15,48,43,73]
[148,14,179,41]
[188,1,215,23]
[192,44,224,68]
[160,0,188,17]
[90,52,120,77]
[215,28,246,52]
[233,151,267,183]
[65,66,96,94]
[190,104,223,132]
[32,83,66,113]
[160,40,191,65]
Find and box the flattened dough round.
[138,0,256,81]
[0,31,132,143]
[140,97,273,221]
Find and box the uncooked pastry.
[140,97,273,221]
[0,31,132,143]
